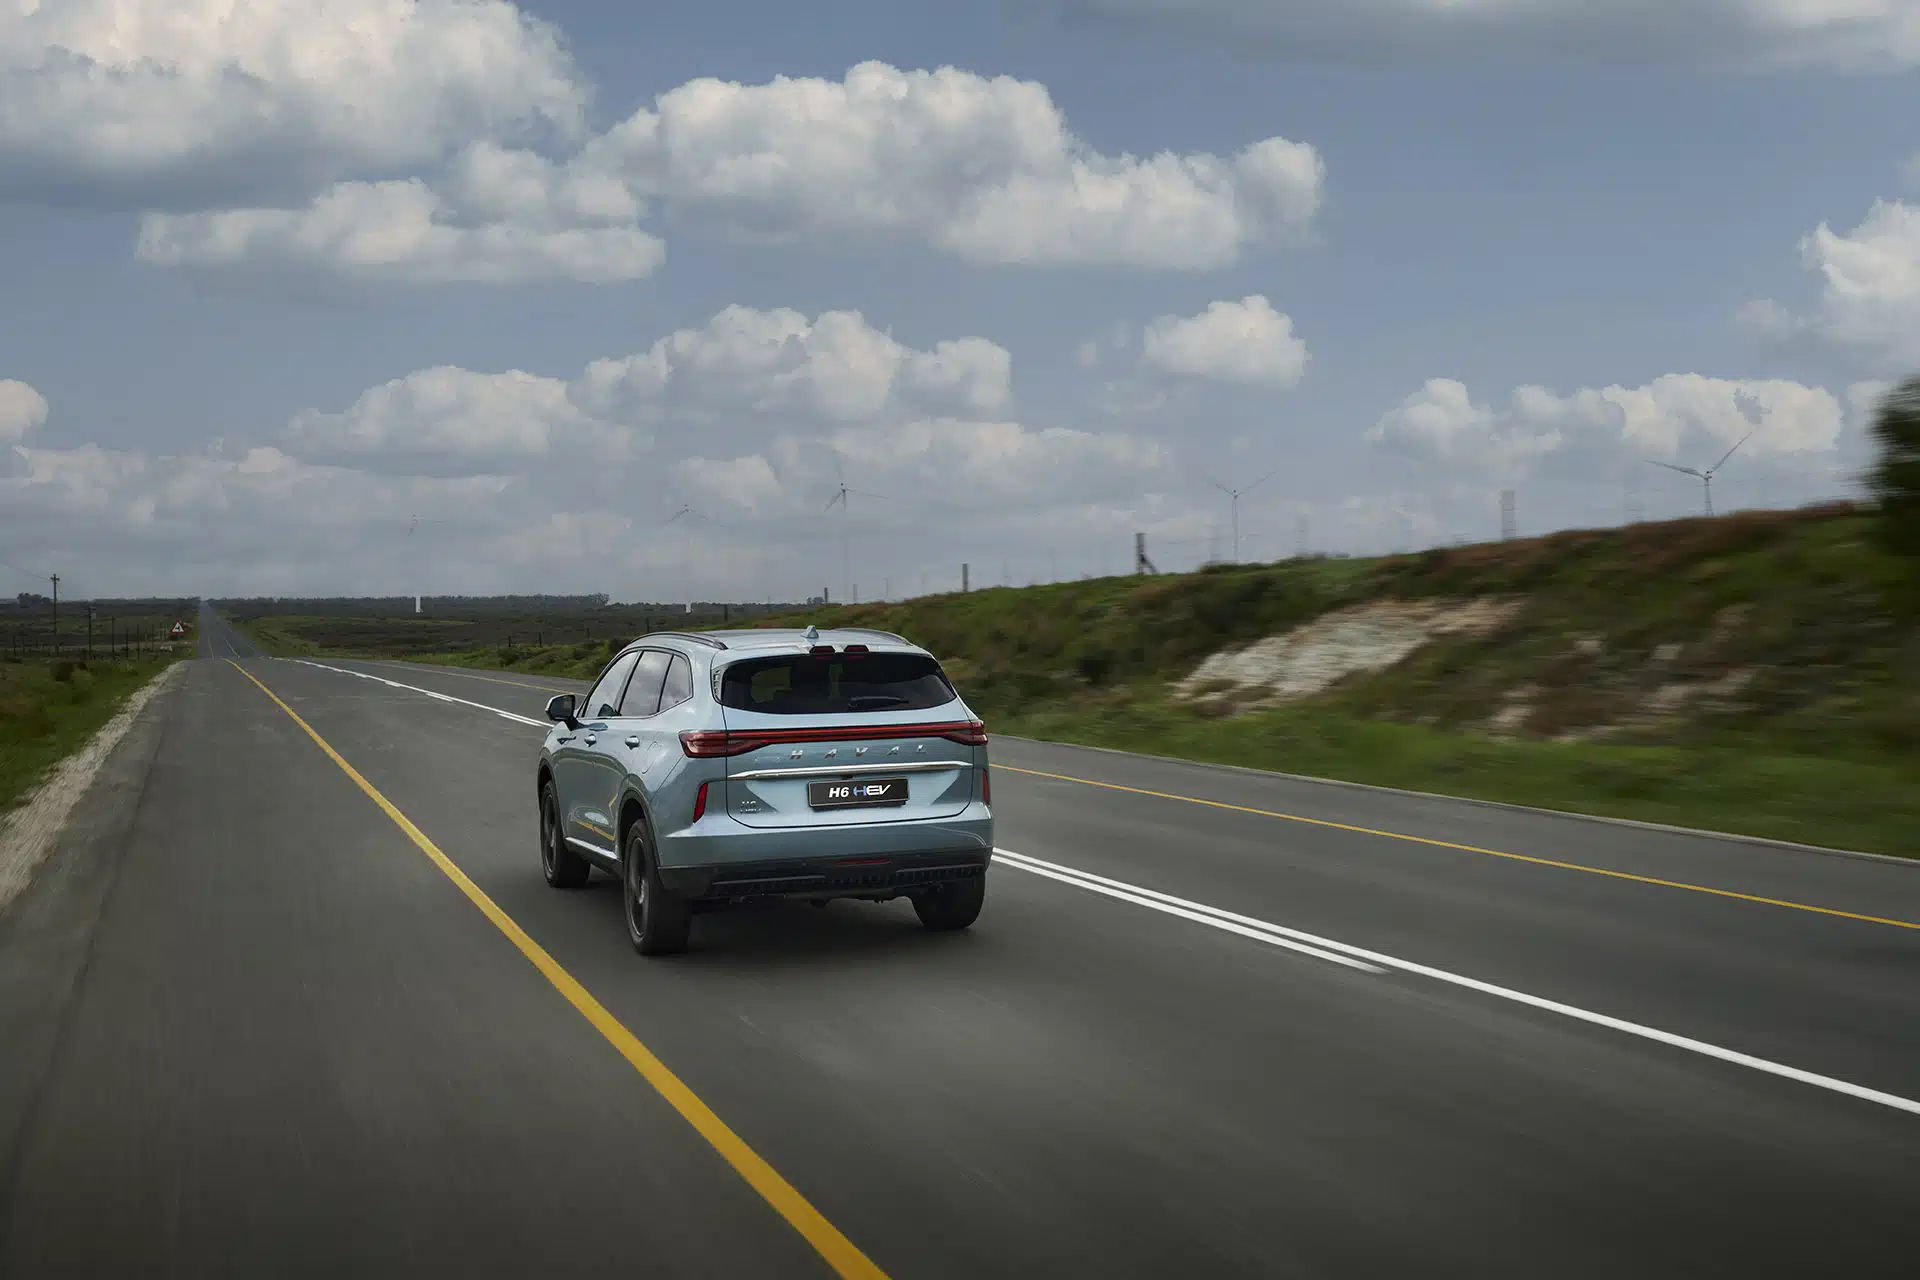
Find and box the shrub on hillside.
[1868,376,1920,561]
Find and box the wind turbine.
[664,503,707,527]
[404,515,448,613]
[1647,428,1755,518]
[1207,469,1277,564]
[823,448,889,604]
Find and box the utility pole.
[1500,490,1517,541]
[961,563,970,593]
[49,574,59,656]
[1135,533,1157,574]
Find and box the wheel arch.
[617,787,653,852]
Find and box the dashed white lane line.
[992,847,1920,1118]
[267,658,1920,1118]
[288,659,547,727]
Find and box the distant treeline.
[213,594,613,616]
[212,595,807,619]
[9,594,199,614]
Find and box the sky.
[2,0,1917,605]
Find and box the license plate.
[807,776,909,810]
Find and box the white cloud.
[675,418,1166,516]
[0,0,586,205]
[0,379,48,443]
[603,63,1321,267]
[283,367,640,475]
[1846,379,1895,419]
[1732,297,1802,338]
[569,305,1012,426]
[140,60,1325,280]
[273,306,1012,479]
[1039,1,1920,71]
[5,440,506,538]
[1798,199,1920,368]
[1140,295,1309,387]
[136,170,665,284]
[1369,374,1846,480]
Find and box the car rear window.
[718,653,956,715]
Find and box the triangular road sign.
[170,621,186,637]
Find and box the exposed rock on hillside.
[1175,597,1523,710]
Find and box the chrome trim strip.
[565,835,620,860]
[729,760,972,781]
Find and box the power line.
[1,559,51,584]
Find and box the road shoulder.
[0,659,183,1188]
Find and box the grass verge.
[0,658,177,814]
[998,697,1916,857]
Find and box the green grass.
[226,506,1920,856]
[997,696,1917,857]
[418,641,619,681]
[0,657,176,813]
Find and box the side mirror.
[545,693,580,727]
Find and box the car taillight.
[679,731,768,758]
[692,781,709,821]
[941,719,988,746]
[683,721,985,754]
[982,770,991,804]
[809,644,835,657]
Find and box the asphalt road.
[1,609,1915,1278]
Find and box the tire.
[540,781,590,889]
[623,818,691,956]
[912,875,985,932]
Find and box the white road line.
[367,659,579,690]
[992,847,1920,1118]
[996,851,1383,973]
[288,659,547,727]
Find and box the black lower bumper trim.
[659,850,989,901]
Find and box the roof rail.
[640,630,729,650]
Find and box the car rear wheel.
[624,819,691,956]
[912,875,985,931]
[540,781,590,889]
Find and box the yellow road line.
[227,661,887,1280]
[372,660,578,693]
[994,764,1919,932]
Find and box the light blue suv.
[535,626,994,955]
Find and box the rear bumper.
[657,848,989,902]
[656,801,992,870]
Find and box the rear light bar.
[680,719,988,758]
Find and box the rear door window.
[719,653,955,715]
[619,650,672,717]
[658,654,694,712]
